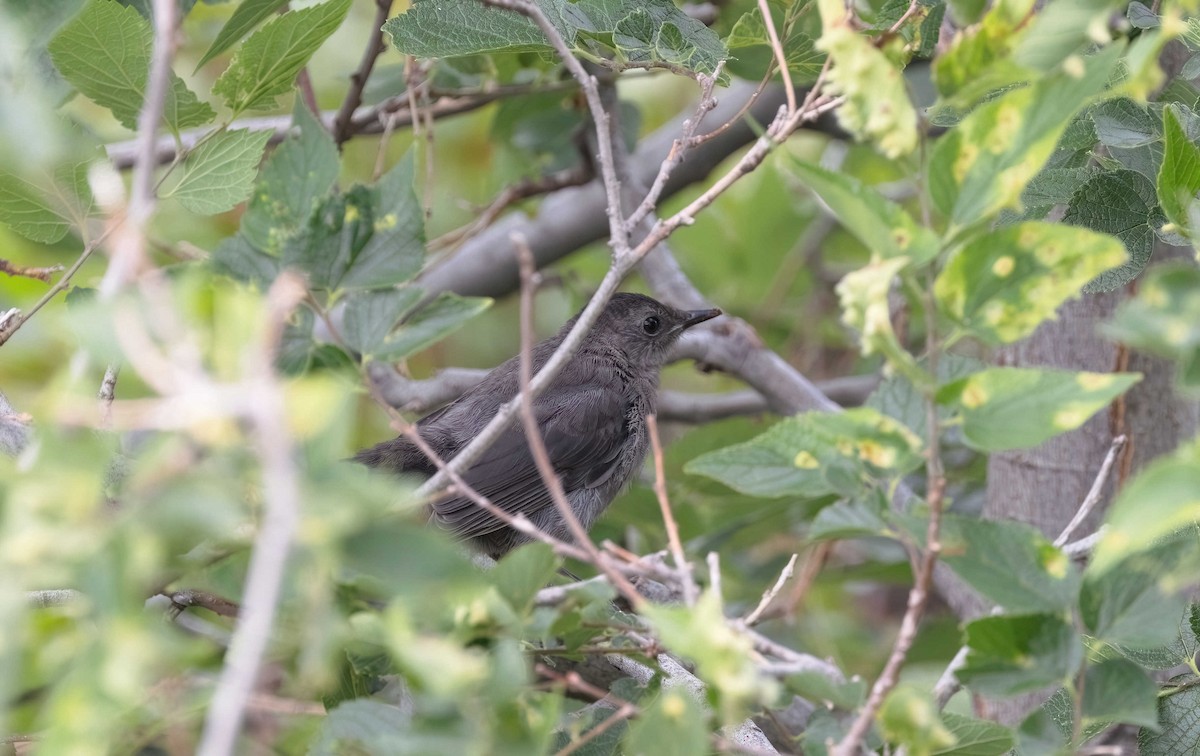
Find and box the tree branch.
[332,0,392,146]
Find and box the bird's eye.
[642,316,662,335]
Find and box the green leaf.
[932,0,1035,108]
[958,613,1082,697]
[310,699,409,755]
[1062,169,1165,293]
[787,159,939,264]
[1080,658,1160,730]
[937,368,1141,452]
[1105,263,1200,387]
[684,407,924,500]
[340,286,423,357]
[490,543,559,614]
[1140,678,1200,755]
[0,173,72,243]
[1090,442,1200,575]
[879,686,956,756]
[935,222,1126,344]
[867,354,985,439]
[838,257,928,385]
[213,0,352,115]
[242,101,339,254]
[724,6,823,83]
[164,129,270,215]
[337,153,426,289]
[48,0,214,132]
[210,232,280,286]
[1080,534,1195,649]
[1092,98,1158,149]
[934,515,1079,614]
[928,44,1121,230]
[623,688,709,756]
[782,670,867,711]
[808,495,891,541]
[196,0,289,69]
[817,23,918,158]
[1157,104,1200,236]
[383,0,728,77]
[937,713,1014,755]
[1013,0,1127,73]
[373,293,493,361]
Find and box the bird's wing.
[431,379,631,540]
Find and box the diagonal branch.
[332,0,392,145]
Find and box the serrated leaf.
[340,286,423,357]
[1080,658,1160,730]
[867,354,983,439]
[936,222,1126,343]
[958,613,1082,697]
[1090,443,1200,575]
[1092,98,1158,148]
[930,515,1080,613]
[937,368,1141,452]
[684,407,924,500]
[384,0,727,77]
[724,6,824,83]
[787,159,939,264]
[0,173,72,243]
[937,713,1014,755]
[1063,169,1164,293]
[373,293,493,361]
[1104,263,1200,387]
[928,45,1121,230]
[880,686,956,755]
[164,129,270,214]
[48,0,214,132]
[196,0,289,69]
[1157,104,1200,236]
[213,0,352,115]
[1140,677,1200,755]
[242,101,339,254]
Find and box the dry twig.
[646,414,698,606]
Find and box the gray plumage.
[355,292,721,559]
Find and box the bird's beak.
[681,308,722,329]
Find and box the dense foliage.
[2,0,1200,754]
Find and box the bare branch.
[932,644,971,709]
[333,0,393,145]
[707,551,723,607]
[757,0,796,114]
[1054,434,1126,547]
[0,259,63,283]
[646,414,698,606]
[167,589,241,619]
[743,553,798,626]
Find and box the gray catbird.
[355,292,722,558]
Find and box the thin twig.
[514,235,645,609]
[932,642,970,709]
[744,553,798,626]
[333,0,391,145]
[196,273,307,756]
[98,364,119,427]
[0,232,111,347]
[757,0,796,114]
[1063,528,1104,558]
[774,540,833,621]
[646,414,698,606]
[707,551,722,606]
[1053,435,1126,547]
[0,259,63,283]
[166,589,241,619]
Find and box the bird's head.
[583,292,721,368]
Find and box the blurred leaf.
[490,543,559,613]
[211,232,281,286]
[935,221,1127,343]
[384,0,728,77]
[373,293,493,361]
[724,6,823,83]
[808,494,891,541]
[928,44,1120,230]
[196,0,289,69]
[623,688,709,756]
[817,23,917,158]
[1157,104,1200,237]
[783,670,866,710]
[787,159,940,264]
[937,368,1141,452]
[0,173,72,243]
[336,152,427,289]
[1090,443,1200,575]
[937,712,1014,755]
[932,0,1035,108]
[958,613,1082,697]
[1105,263,1200,387]
[932,514,1080,613]
[242,101,339,254]
[1127,1,1158,28]
[310,699,409,755]
[684,407,924,500]
[1016,709,1070,756]
[341,286,423,357]
[164,129,270,215]
[48,0,214,131]
[213,0,352,114]
[1079,658,1160,730]
[1013,0,1126,72]
[1139,677,1200,755]
[1063,169,1165,293]
[879,686,956,756]
[838,257,927,385]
